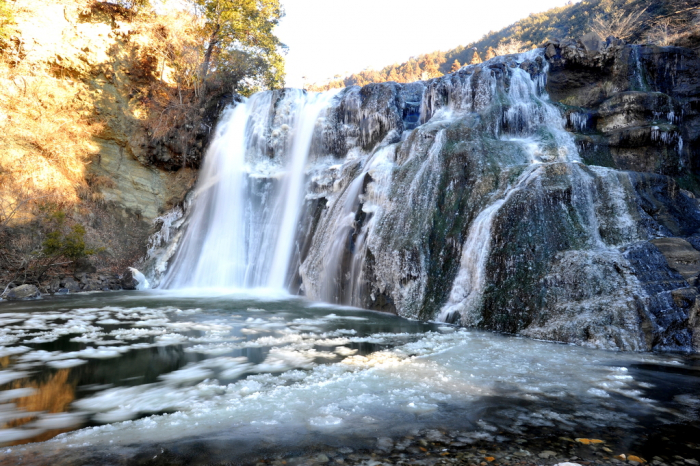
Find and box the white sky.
[275,0,575,88]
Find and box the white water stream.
[161,90,338,291]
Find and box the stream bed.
[0,291,699,465]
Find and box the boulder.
[61,277,81,293]
[2,284,41,300]
[120,269,139,290]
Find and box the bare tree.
[646,18,680,46]
[591,6,648,41]
[494,39,526,56]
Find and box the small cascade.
[630,45,648,92]
[437,52,581,324]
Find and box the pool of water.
[1,291,699,464]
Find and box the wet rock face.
[298,45,700,352]
[544,37,700,179]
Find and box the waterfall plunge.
[161,90,338,291]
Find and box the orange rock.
[628,455,646,463]
[486,457,495,462]
[576,438,605,445]
[419,447,428,452]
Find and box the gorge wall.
[0,0,232,292]
[150,34,700,353]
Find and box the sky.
[275,0,576,88]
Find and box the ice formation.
[0,295,695,453]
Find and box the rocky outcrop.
[297,42,700,352]
[543,34,700,180]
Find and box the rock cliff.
[0,0,231,293]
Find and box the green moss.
[676,173,700,197]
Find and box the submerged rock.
[2,284,41,300]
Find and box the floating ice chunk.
[0,319,24,327]
[253,349,315,373]
[0,388,37,402]
[587,388,610,397]
[133,319,169,327]
[158,365,214,385]
[185,343,238,355]
[200,357,252,380]
[96,319,121,325]
[74,347,124,359]
[0,346,30,358]
[47,359,88,369]
[404,401,438,413]
[0,370,29,385]
[27,412,86,430]
[220,364,252,380]
[0,427,46,443]
[323,314,368,321]
[93,408,138,424]
[335,346,358,357]
[155,333,188,344]
[308,415,343,427]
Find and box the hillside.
[308,0,700,91]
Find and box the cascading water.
[161,89,338,290]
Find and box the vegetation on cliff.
[308,0,700,91]
[0,0,285,292]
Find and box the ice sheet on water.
[47,359,88,369]
[0,388,37,402]
[0,370,30,385]
[27,413,86,430]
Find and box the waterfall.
[161,89,338,290]
[151,47,654,339]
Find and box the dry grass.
[0,60,102,207]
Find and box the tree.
[193,0,285,89]
[450,59,461,72]
[484,47,496,60]
[645,17,680,45]
[41,209,99,269]
[0,0,13,42]
[590,5,648,41]
[111,0,151,12]
[495,39,526,56]
[469,49,482,65]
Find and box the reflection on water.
[0,291,436,445]
[0,291,698,464]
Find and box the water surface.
[1,292,698,464]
